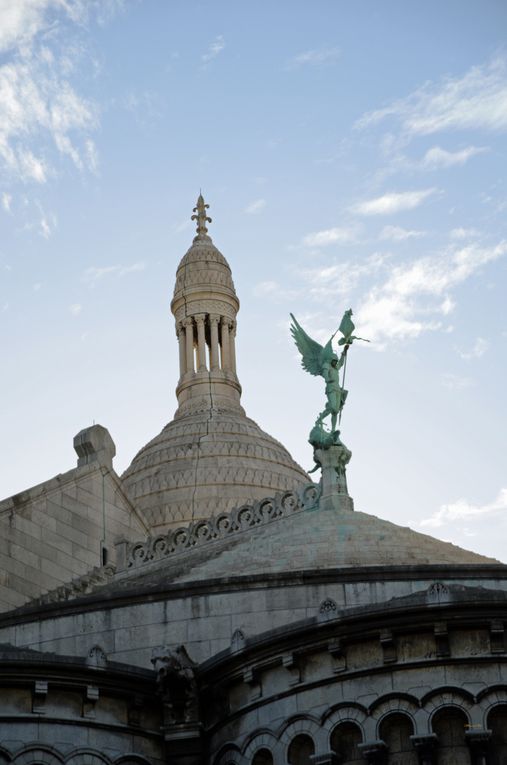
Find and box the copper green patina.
[290,309,369,500]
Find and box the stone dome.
[121,195,309,532]
[172,238,237,304]
[121,409,310,531]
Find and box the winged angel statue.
[290,310,367,435]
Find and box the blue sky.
[1,1,506,560]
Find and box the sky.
[1,0,506,561]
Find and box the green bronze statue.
[290,309,367,434]
[290,309,368,503]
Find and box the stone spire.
[170,195,242,418]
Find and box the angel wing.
[290,314,334,377]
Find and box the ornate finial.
[191,193,212,239]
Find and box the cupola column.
[177,323,187,376]
[230,320,237,374]
[209,315,220,371]
[184,317,195,374]
[196,314,207,371]
[221,317,230,370]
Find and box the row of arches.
[0,745,152,765]
[219,705,507,765]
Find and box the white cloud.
[201,35,225,63]
[303,226,356,247]
[287,47,340,69]
[441,372,474,391]
[352,188,437,216]
[450,227,480,240]
[357,241,507,344]
[69,302,82,315]
[83,262,146,285]
[457,336,489,361]
[421,488,507,529]
[2,192,12,213]
[302,252,388,299]
[356,57,507,136]
[253,280,277,297]
[252,279,298,302]
[422,145,487,168]
[380,225,425,241]
[244,198,266,215]
[0,1,107,186]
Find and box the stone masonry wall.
[0,463,147,612]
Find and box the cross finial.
[191,193,212,239]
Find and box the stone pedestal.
[163,722,204,765]
[314,442,353,512]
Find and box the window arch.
[379,713,417,764]
[287,735,314,765]
[488,705,507,765]
[432,707,471,764]
[252,750,273,765]
[330,722,365,765]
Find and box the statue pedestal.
[315,443,354,512]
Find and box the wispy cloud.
[421,488,507,529]
[244,198,266,215]
[356,57,507,136]
[457,336,489,361]
[0,1,108,187]
[303,226,356,247]
[201,35,225,64]
[36,202,56,238]
[69,303,82,316]
[450,227,480,240]
[380,225,425,241]
[357,241,507,344]
[287,47,340,69]
[302,252,389,299]
[422,145,487,168]
[83,262,146,285]
[252,280,298,301]
[352,188,437,216]
[441,372,474,391]
[2,193,12,213]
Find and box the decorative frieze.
[118,483,320,570]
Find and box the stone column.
[229,320,237,374]
[209,315,220,371]
[195,315,207,371]
[221,317,230,370]
[177,323,187,377]
[410,735,437,765]
[466,730,491,765]
[184,318,195,374]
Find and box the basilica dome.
[121,195,309,531]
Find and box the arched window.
[432,708,471,764]
[330,722,365,765]
[488,705,507,765]
[252,750,274,765]
[379,713,417,764]
[287,734,315,765]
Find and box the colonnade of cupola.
[176,313,237,379]
[170,195,244,418]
